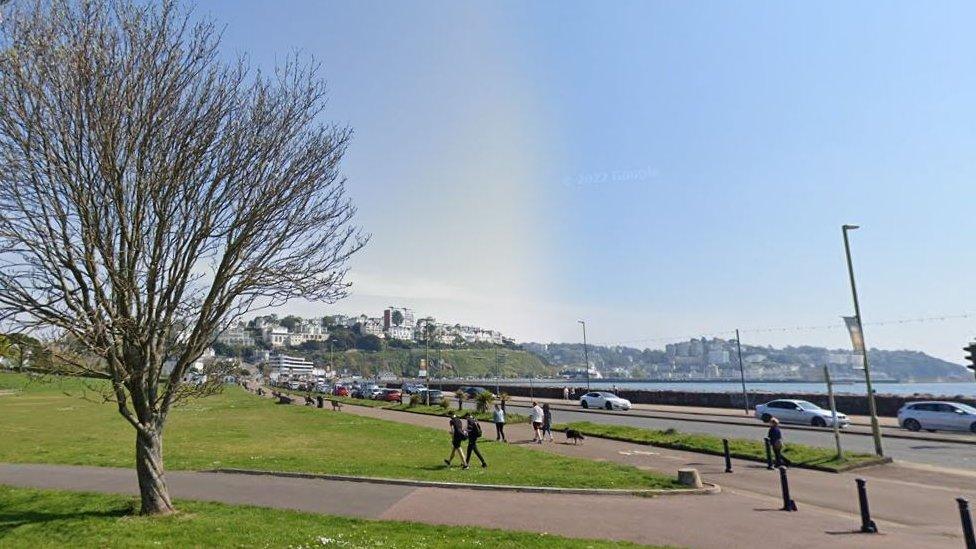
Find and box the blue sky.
[205,1,976,362]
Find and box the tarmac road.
[505,402,976,470]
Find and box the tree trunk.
[135,429,175,515]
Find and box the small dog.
[565,429,585,445]
[330,400,343,412]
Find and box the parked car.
[580,392,631,411]
[402,384,427,394]
[332,385,350,397]
[898,401,976,433]
[754,399,849,428]
[417,389,444,404]
[352,384,380,399]
[376,388,402,402]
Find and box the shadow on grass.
[0,506,131,535]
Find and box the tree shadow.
[0,507,131,535]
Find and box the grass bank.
[0,486,660,548]
[555,421,885,472]
[0,373,679,490]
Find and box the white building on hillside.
[267,353,316,376]
[216,322,255,347]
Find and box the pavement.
[3,387,973,548]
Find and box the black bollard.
[855,478,877,533]
[959,498,976,549]
[778,466,797,511]
[764,437,774,470]
[723,438,733,473]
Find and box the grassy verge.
[0,373,680,490]
[555,421,885,472]
[0,485,660,548]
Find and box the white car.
[754,399,849,428]
[580,392,631,411]
[898,401,976,433]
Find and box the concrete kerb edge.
[206,468,721,497]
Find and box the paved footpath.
[2,393,972,548]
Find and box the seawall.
[428,382,976,417]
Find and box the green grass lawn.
[0,373,679,489]
[555,421,884,472]
[0,485,662,548]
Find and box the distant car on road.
[402,384,427,394]
[580,392,631,411]
[755,399,849,428]
[898,401,976,433]
[462,386,490,398]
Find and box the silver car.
[754,399,850,428]
[897,401,976,433]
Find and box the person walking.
[767,417,791,467]
[464,413,487,468]
[563,387,569,400]
[530,401,544,443]
[541,403,554,442]
[444,411,468,468]
[492,403,507,442]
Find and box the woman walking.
[530,402,544,443]
[493,403,507,442]
[541,403,554,442]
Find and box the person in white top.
[530,402,544,443]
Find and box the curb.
[207,468,721,497]
[508,401,976,446]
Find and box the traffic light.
[964,341,976,379]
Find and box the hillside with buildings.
[212,307,547,379]
[524,339,971,382]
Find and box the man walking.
[768,417,791,467]
[530,401,544,443]
[464,413,487,468]
[563,387,569,400]
[492,403,507,442]
[444,411,468,468]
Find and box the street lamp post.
[493,346,504,396]
[578,320,590,391]
[735,329,749,415]
[842,224,884,457]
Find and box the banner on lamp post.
[843,316,866,369]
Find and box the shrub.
[439,398,451,410]
[475,390,494,414]
[408,394,422,408]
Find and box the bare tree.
[0,0,367,515]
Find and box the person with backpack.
[444,411,468,468]
[492,403,507,442]
[464,413,487,468]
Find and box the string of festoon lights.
[595,311,976,347]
